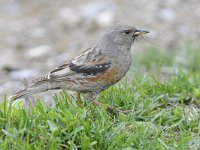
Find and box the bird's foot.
[92,100,131,114]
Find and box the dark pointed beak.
[133,30,149,36]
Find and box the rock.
[29,27,47,38]
[47,53,71,67]
[59,2,115,27]
[26,45,52,58]
[0,81,25,103]
[9,69,39,79]
[0,0,20,16]
[0,50,20,70]
[59,7,82,26]
[195,8,200,18]
[96,10,114,27]
[177,25,191,35]
[158,8,176,22]
[80,1,114,26]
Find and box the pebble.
[26,45,52,58]
[0,50,20,70]
[59,1,114,27]
[159,8,176,22]
[195,8,200,18]
[96,11,114,27]
[47,54,71,67]
[29,27,47,38]
[0,81,25,103]
[59,7,82,26]
[0,0,20,16]
[177,25,191,35]
[9,69,39,79]
[80,1,114,26]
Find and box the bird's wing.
[33,45,112,83]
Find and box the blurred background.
[0,0,200,102]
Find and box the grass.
[0,47,200,149]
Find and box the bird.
[10,24,149,112]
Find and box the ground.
[0,0,200,149]
[0,47,200,149]
[0,0,200,101]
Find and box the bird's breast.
[87,59,131,85]
[113,51,132,76]
[66,59,132,93]
[83,65,120,84]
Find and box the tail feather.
[10,82,48,101]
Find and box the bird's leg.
[92,100,131,113]
[87,93,130,113]
[77,92,81,101]
[76,92,83,107]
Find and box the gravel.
[0,0,199,103]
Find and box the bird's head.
[103,24,149,46]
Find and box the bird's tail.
[10,82,48,101]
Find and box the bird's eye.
[123,30,131,35]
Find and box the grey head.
[101,24,149,48]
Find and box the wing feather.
[69,61,111,75]
[38,45,111,82]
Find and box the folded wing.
[33,46,112,83]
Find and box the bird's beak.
[133,30,149,36]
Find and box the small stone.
[29,27,47,38]
[80,1,114,26]
[159,8,176,22]
[26,45,52,58]
[177,26,191,35]
[59,7,82,25]
[195,8,200,18]
[9,69,39,79]
[47,54,71,67]
[96,11,114,27]
[0,81,25,103]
